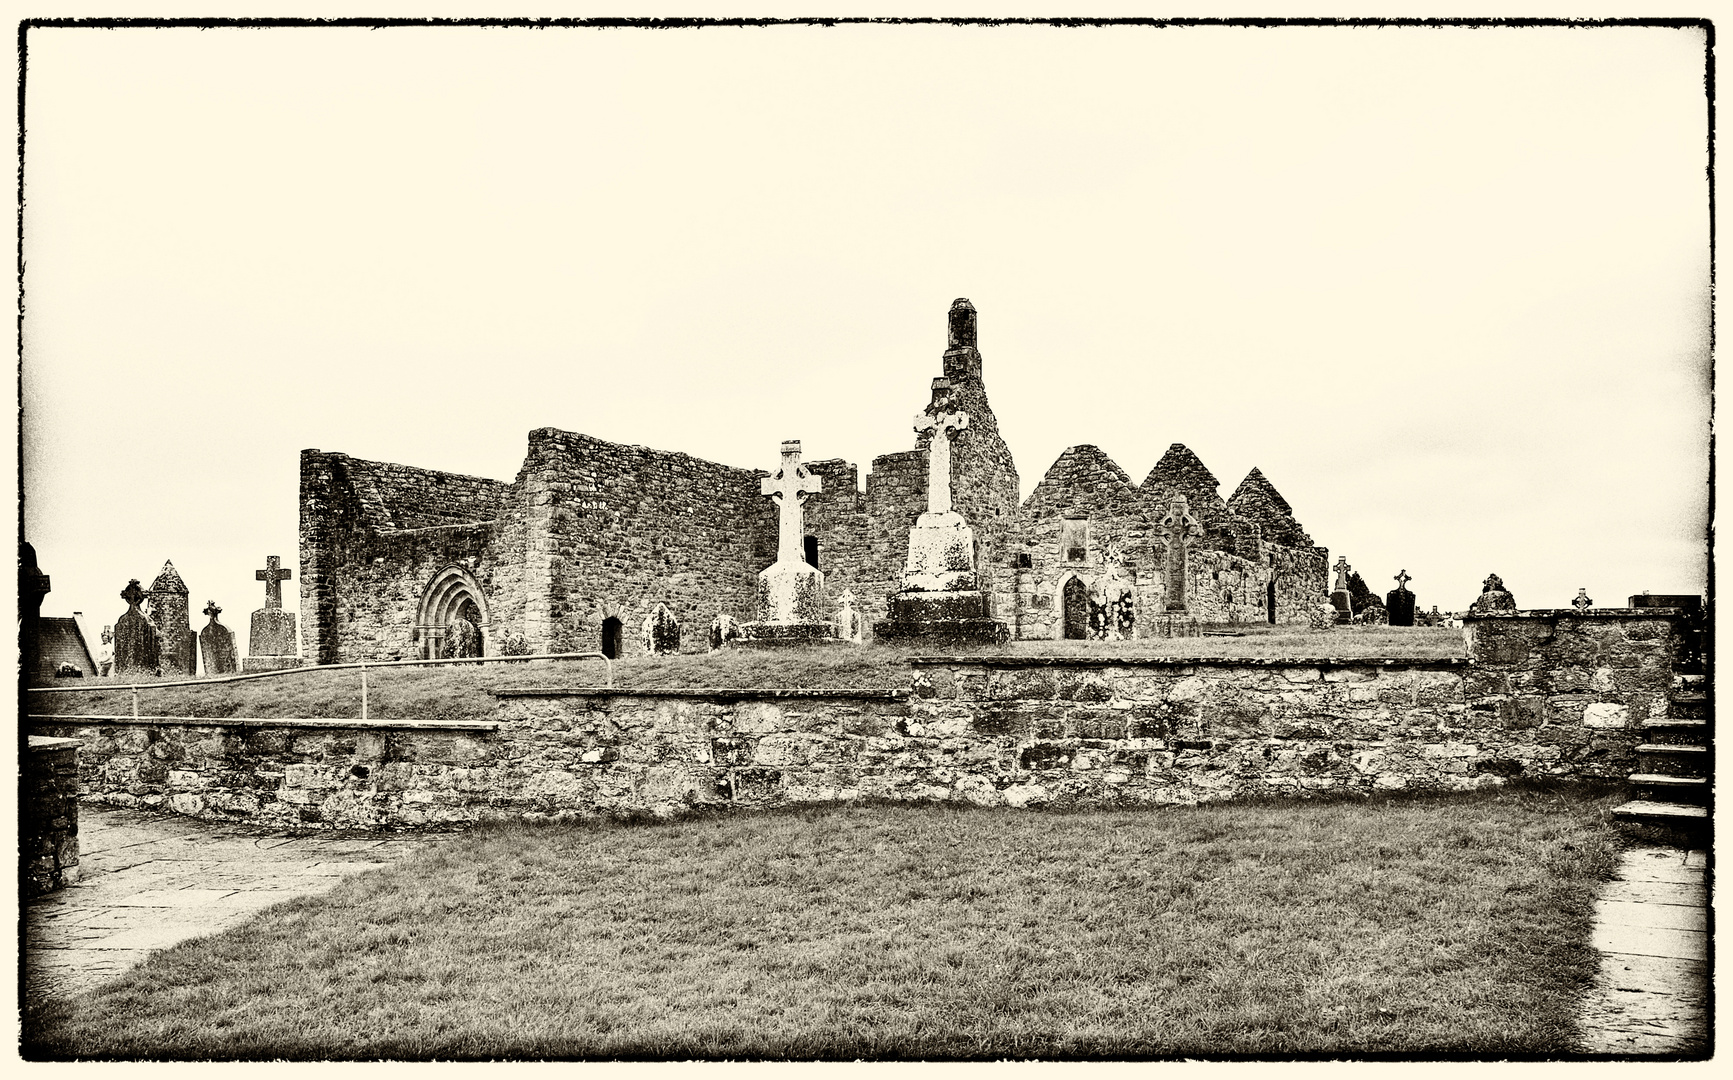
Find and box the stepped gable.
[1227,467,1314,548]
[1024,445,1136,518]
[1140,443,1235,548]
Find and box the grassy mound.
[24,785,1619,1059]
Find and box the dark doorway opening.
[601,616,624,660]
[1266,581,1277,624]
[1062,577,1089,640]
[804,535,820,570]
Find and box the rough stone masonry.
[298,299,1331,663]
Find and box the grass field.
[27,626,1465,724]
[25,785,1620,1060]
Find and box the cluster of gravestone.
[1318,559,1452,629]
[107,556,303,677]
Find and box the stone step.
[1644,719,1709,745]
[1636,744,1710,778]
[1629,774,1710,802]
[1612,800,1710,824]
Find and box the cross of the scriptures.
[121,579,146,608]
[203,600,222,622]
[914,409,970,515]
[256,556,292,609]
[1393,569,1411,591]
[1158,494,1201,541]
[761,441,822,565]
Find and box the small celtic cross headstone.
[1572,588,1593,611]
[1393,569,1411,592]
[255,555,292,609]
[914,409,970,516]
[113,578,160,675]
[199,599,238,674]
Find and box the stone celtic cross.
[1393,569,1411,592]
[203,600,222,622]
[255,556,292,610]
[761,441,822,566]
[1333,556,1351,593]
[1158,494,1203,610]
[915,409,969,515]
[121,579,146,609]
[1572,588,1593,611]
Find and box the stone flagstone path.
[24,806,454,1010]
[1577,845,1710,1055]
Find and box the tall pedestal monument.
[736,441,841,647]
[874,407,1009,644]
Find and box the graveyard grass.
[26,785,1621,1060]
[30,626,1466,724]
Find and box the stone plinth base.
[875,590,1008,644]
[733,622,842,648]
[900,512,978,593]
[242,655,306,673]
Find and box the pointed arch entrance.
[1060,575,1090,640]
[601,616,625,660]
[416,565,490,659]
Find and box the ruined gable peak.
[1141,443,1221,495]
[149,560,188,595]
[1228,467,1294,517]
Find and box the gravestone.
[737,440,839,647]
[1158,495,1203,613]
[198,601,238,675]
[1415,605,1445,628]
[835,591,864,644]
[1100,550,1136,641]
[1309,597,1337,632]
[448,615,482,658]
[641,603,680,655]
[708,613,741,652]
[1468,573,1517,614]
[245,555,304,672]
[113,579,161,676]
[874,406,1008,644]
[1386,569,1416,627]
[1329,557,1353,624]
[1572,588,1594,612]
[147,561,195,676]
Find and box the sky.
[17,18,1712,647]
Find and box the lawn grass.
[25,785,1621,1060]
[27,627,1465,724]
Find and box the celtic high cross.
[915,409,970,515]
[761,441,823,566]
[256,556,292,610]
[1158,494,1203,610]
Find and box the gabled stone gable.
[1227,466,1315,549]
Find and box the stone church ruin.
[298,299,1331,663]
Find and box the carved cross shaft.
[256,555,292,610]
[761,441,822,566]
[915,410,969,515]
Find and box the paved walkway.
[1578,845,1710,1056]
[24,806,454,1010]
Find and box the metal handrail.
[26,652,614,718]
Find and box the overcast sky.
[19,20,1710,643]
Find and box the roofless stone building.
[298,300,1330,663]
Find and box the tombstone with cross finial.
[112,578,161,676]
[1386,568,1417,627]
[1327,556,1354,624]
[244,555,305,672]
[198,599,238,674]
[1157,494,1204,613]
[736,441,840,646]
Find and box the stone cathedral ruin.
[297,300,1331,663]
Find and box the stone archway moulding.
[416,564,490,658]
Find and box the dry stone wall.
[32,611,1681,828]
[24,736,82,895]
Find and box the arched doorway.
[1061,576,1089,640]
[416,565,489,659]
[1266,580,1278,624]
[601,616,624,660]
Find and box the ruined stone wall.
[23,736,82,895]
[529,429,778,655]
[800,459,871,625]
[36,612,1680,827]
[862,449,928,630]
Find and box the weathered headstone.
[1468,572,1517,614]
[1329,557,1353,624]
[198,601,237,675]
[1572,588,1594,612]
[835,591,864,644]
[245,555,304,672]
[1158,495,1203,613]
[1100,546,1136,640]
[113,579,161,676]
[708,612,741,652]
[448,615,482,658]
[1386,569,1416,627]
[738,440,839,647]
[1309,597,1337,632]
[147,561,195,676]
[874,406,1008,644]
[641,603,680,655]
